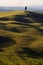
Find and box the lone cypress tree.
[25,6,27,11]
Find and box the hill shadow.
[12,23,43,35]
[0,24,21,33]
[10,22,29,26]
[28,24,43,35]
[0,11,43,34]
[8,27,21,33]
[26,11,43,23]
[0,17,9,21]
[16,47,43,59]
[0,36,16,48]
[12,15,32,23]
[11,11,43,24]
[0,22,43,35]
[0,11,43,23]
[0,24,7,30]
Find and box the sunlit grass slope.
[0,11,43,65]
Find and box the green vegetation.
[0,11,43,65]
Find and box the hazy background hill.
[0,6,43,12]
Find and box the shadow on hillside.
[12,15,32,23]
[0,23,43,35]
[0,24,21,33]
[0,36,16,48]
[0,22,43,35]
[10,11,43,25]
[26,11,43,23]
[0,11,43,34]
[11,23,43,34]
[16,47,43,59]
[28,24,43,34]
[8,27,21,33]
[10,22,29,26]
[0,24,7,30]
[0,17,9,21]
[0,11,43,23]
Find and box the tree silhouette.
[25,6,27,11]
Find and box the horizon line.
[0,6,43,7]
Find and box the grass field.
[0,11,43,65]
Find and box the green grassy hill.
[0,11,43,65]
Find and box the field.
[0,11,43,65]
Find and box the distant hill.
[0,6,24,11]
[28,6,43,12]
[0,6,43,12]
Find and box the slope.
[0,11,43,65]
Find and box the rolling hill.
[0,11,43,65]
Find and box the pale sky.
[0,0,43,7]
